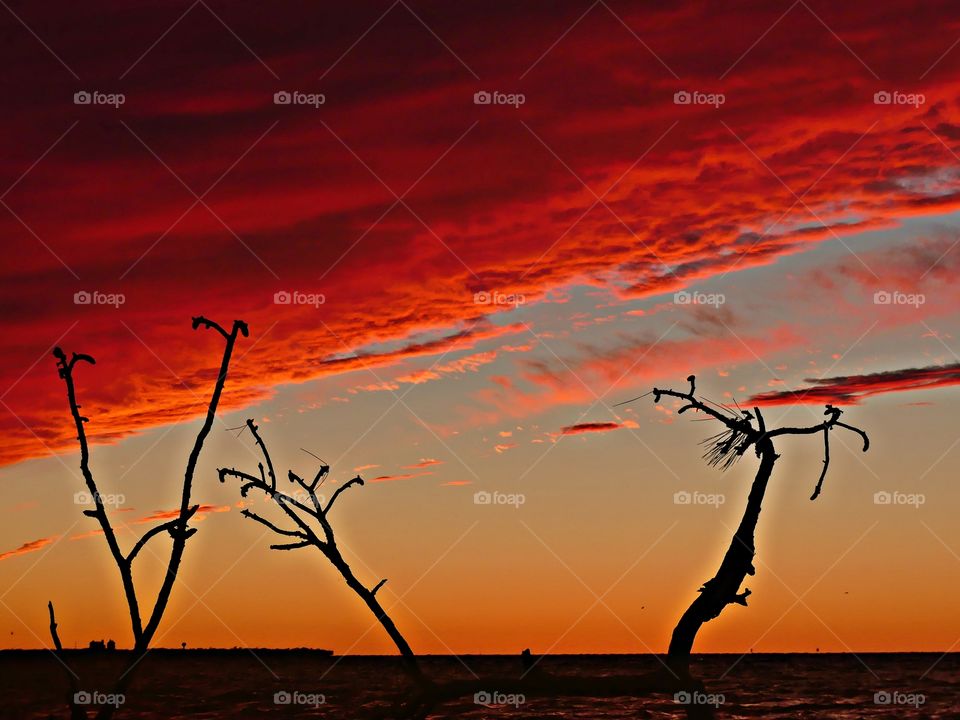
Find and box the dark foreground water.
[1,651,956,719]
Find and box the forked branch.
[636,376,871,675]
[52,316,247,720]
[218,419,424,684]
[649,377,869,499]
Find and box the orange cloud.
[402,458,444,469]
[369,471,434,483]
[134,505,232,524]
[0,536,57,562]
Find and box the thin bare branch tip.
[191,315,229,339]
[270,540,312,551]
[300,447,327,464]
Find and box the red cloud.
[749,363,960,406]
[0,536,57,562]
[557,421,635,436]
[6,1,960,466]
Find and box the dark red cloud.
[5,1,960,465]
[557,421,632,435]
[369,471,433,483]
[749,363,960,405]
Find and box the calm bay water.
[2,651,956,718]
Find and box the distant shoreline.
[0,649,956,656]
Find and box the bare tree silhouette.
[218,419,425,685]
[645,375,869,676]
[49,316,248,719]
[219,420,718,720]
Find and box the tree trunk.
[668,438,778,675]
[327,552,425,684]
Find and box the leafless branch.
[48,600,63,652]
[52,316,247,719]
[219,420,424,684]
[324,476,365,515]
[270,540,312,551]
[646,376,871,676]
[126,505,199,564]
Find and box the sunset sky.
[2,0,960,666]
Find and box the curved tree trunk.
[668,438,779,675]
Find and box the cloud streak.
[750,363,960,405]
[0,536,57,562]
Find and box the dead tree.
[50,316,248,718]
[218,419,425,686]
[646,375,869,675]
[220,420,717,720]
